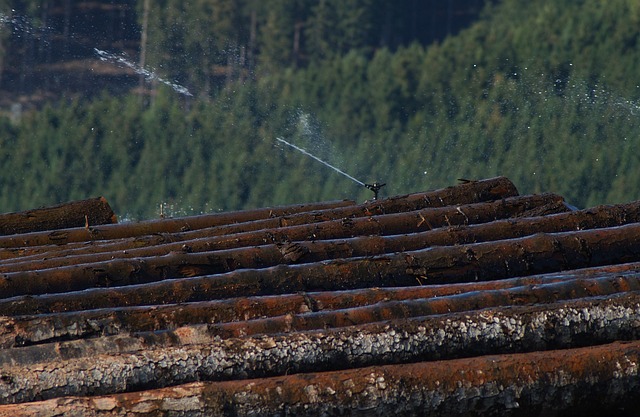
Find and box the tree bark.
[0,177,516,250]
[0,199,355,249]
[0,272,575,348]
[2,218,640,299]
[0,191,560,267]
[0,197,116,236]
[1,272,638,356]
[3,193,637,275]
[0,293,639,405]
[2,254,640,319]
[0,193,568,274]
[3,340,639,416]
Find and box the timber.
[0,193,569,273]
[2,340,636,417]
[0,192,567,268]
[2,257,640,318]
[0,177,517,249]
[0,273,631,349]
[3,193,640,275]
[0,293,639,404]
[3,219,640,299]
[1,273,638,356]
[0,197,117,236]
[2,176,640,414]
[0,272,579,336]
[0,199,356,248]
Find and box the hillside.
[1,0,639,219]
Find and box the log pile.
[1,176,640,416]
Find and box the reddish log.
[0,193,569,274]
[0,273,577,343]
[1,273,638,353]
[3,219,640,299]
[203,273,640,338]
[3,340,639,417]
[0,199,355,249]
[0,177,519,263]
[1,255,640,318]
[0,197,117,236]
[0,294,639,405]
[3,341,637,417]
[0,196,640,272]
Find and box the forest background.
[0,0,639,220]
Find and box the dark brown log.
[3,218,640,300]
[0,195,640,272]
[1,293,639,405]
[0,199,355,249]
[2,273,638,355]
[4,341,636,417]
[0,197,117,236]
[2,252,640,318]
[203,273,640,338]
[0,274,576,346]
[0,193,569,274]
[0,177,517,251]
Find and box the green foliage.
[2,0,640,218]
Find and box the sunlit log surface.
[0,192,568,272]
[0,197,117,236]
[1,177,640,415]
[0,198,357,249]
[0,176,517,249]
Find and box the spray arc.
[276,137,385,200]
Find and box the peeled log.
[1,293,640,405]
[0,197,117,236]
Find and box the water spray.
[276,137,385,200]
[94,48,193,97]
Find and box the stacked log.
[0,197,117,235]
[1,177,640,416]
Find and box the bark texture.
[0,273,578,348]
[0,190,567,264]
[2,219,640,300]
[0,197,116,236]
[0,294,639,405]
[1,273,638,359]
[1,177,640,415]
[0,199,355,249]
[2,341,639,417]
[0,177,517,249]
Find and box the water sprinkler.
[364,182,386,200]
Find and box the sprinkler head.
[364,182,386,200]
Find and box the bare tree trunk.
[0,293,639,406]
[0,197,116,236]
